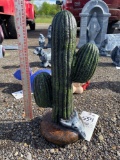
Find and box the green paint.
[33,10,99,124]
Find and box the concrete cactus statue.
[33,10,99,144]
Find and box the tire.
[7,16,17,39]
[0,25,4,43]
[29,21,35,30]
[2,47,5,57]
[1,23,9,39]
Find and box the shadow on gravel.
[2,65,20,69]
[29,61,51,69]
[28,46,38,49]
[0,83,22,94]
[1,62,41,69]
[0,117,58,149]
[98,62,113,67]
[29,61,41,68]
[27,29,48,39]
[89,81,120,93]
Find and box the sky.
[33,0,56,7]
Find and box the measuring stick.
[14,0,33,119]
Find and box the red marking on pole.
[14,0,33,119]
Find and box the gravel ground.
[0,24,120,160]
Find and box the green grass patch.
[35,15,54,23]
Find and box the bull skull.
[60,110,86,139]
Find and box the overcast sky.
[33,0,56,7]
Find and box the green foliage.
[34,4,39,15]
[30,0,39,15]
[37,2,61,16]
[35,15,53,23]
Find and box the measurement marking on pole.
[14,0,33,119]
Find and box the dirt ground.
[0,24,120,160]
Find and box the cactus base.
[41,111,79,146]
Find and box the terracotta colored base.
[40,111,79,146]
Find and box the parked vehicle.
[0,0,35,39]
[56,0,120,33]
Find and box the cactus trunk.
[51,11,77,123]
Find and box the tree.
[34,4,39,15]
[37,2,60,16]
[30,0,39,15]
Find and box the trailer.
[0,0,35,39]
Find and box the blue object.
[30,69,51,92]
[13,68,32,80]
[13,68,51,92]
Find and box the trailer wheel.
[29,21,35,30]
[1,23,9,39]
[7,16,17,39]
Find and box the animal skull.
[60,110,86,139]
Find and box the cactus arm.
[33,72,53,108]
[71,43,99,83]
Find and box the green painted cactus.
[33,72,52,108]
[33,10,99,123]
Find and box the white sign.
[80,111,99,141]
[12,90,33,99]
[12,90,24,99]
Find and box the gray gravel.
[0,24,120,160]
